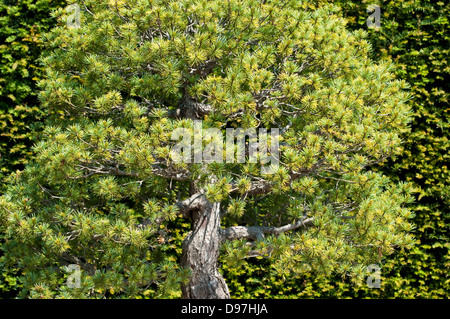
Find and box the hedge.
[0,0,67,189]
[0,0,67,297]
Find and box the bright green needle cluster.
[0,0,415,298]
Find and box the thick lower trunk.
[181,200,230,299]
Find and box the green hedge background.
[0,0,68,296]
[0,0,67,188]
[0,0,448,298]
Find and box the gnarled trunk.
[181,200,230,299]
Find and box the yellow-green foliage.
[222,0,449,299]
[0,0,67,297]
[0,0,67,188]
[339,0,449,298]
[0,0,447,299]
[0,0,414,298]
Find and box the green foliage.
[0,0,68,298]
[0,0,67,187]
[222,0,449,299]
[0,0,423,299]
[313,0,450,299]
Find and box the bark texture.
[178,192,313,299]
[181,198,230,299]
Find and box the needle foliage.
[0,0,416,298]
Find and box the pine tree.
[0,0,415,299]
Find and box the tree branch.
[173,93,212,120]
[229,179,273,196]
[176,192,209,217]
[220,217,314,241]
[69,162,190,182]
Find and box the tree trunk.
[181,199,230,299]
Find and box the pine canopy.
[0,0,415,298]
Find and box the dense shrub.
[0,0,67,188]
[0,0,67,298]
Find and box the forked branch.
[220,217,314,242]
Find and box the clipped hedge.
[0,0,67,298]
[0,0,67,189]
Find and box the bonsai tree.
[0,0,415,299]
